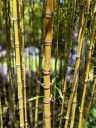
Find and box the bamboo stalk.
[19,0,28,127]
[85,76,96,121]
[3,0,15,127]
[59,1,76,127]
[34,3,39,127]
[43,0,53,127]
[0,96,3,128]
[1,0,8,106]
[78,3,96,128]
[13,0,24,127]
[52,3,59,128]
[28,0,34,125]
[64,1,90,128]
[70,91,77,128]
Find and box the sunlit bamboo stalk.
[43,0,53,127]
[19,0,28,127]
[13,0,24,127]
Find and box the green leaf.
[27,96,44,102]
[55,86,63,99]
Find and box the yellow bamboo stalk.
[78,3,96,128]
[43,0,53,127]
[70,92,77,128]
[64,1,90,128]
[13,0,24,127]
[19,0,28,127]
[85,76,96,121]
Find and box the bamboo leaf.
[28,96,44,102]
[55,86,63,99]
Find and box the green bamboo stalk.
[34,3,43,127]
[28,0,34,125]
[3,0,15,127]
[1,0,8,106]
[13,0,24,127]
[64,1,90,128]
[59,1,76,127]
[34,2,39,126]
[52,3,59,128]
[78,3,96,128]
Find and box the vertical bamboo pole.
[34,3,43,128]
[70,92,77,128]
[0,96,3,128]
[1,0,8,106]
[78,3,96,127]
[3,0,15,127]
[64,1,90,128]
[59,1,76,127]
[43,0,53,127]
[52,3,59,128]
[85,76,96,121]
[0,2,4,126]
[19,0,28,127]
[13,0,24,127]
[28,0,34,125]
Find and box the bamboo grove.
[0,0,96,128]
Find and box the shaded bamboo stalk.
[52,3,59,128]
[28,0,34,125]
[59,1,76,127]
[13,0,24,127]
[0,58,4,128]
[1,0,8,106]
[34,2,43,128]
[64,1,90,128]
[78,3,96,128]
[3,0,15,127]
[43,0,53,127]
[0,96,3,128]
[10,0,16,119]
